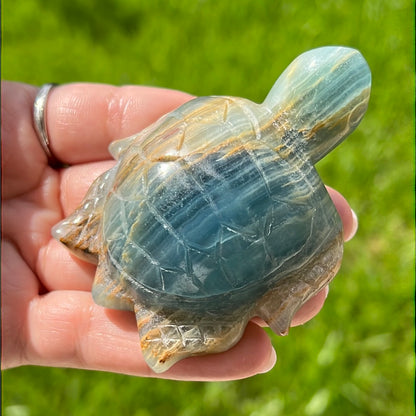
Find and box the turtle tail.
[52,168,116,264]
[263,46,371,164]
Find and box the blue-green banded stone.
[52,46,371,373]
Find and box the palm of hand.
[1,81,356,381]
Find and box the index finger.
[46,83,193,165]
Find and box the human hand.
[1,81,357,381]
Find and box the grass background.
[2,0,414,415]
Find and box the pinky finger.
[25,291,276,381]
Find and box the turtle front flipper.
[134,306,248,373]
[52,167,117,263]
[256,231,344,336]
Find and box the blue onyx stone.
[53,46,371,373]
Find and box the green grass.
[2,0,414,415]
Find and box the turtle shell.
[53,46,371,373]
[101,98,338,306]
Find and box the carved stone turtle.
[53,46,371,373]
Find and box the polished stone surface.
[53,46,371,372]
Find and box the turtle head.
[264,46,371,164]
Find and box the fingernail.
[345,209,359,242]
[259,347,277,374]
[323,285,330,299]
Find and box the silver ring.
[33,83,62,167]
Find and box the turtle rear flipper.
[52,167,116,264]
[135,306,248,373]
[91,252,135,310]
